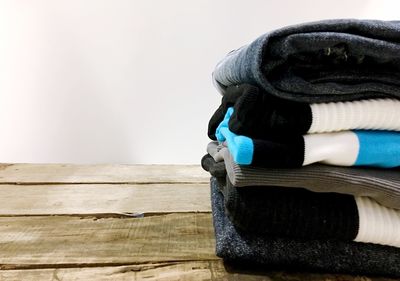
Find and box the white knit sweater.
[309,99,400,133]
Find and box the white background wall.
[0,0,397,164]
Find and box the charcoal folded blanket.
[216,107,400,168]
[203,146,400,210]
[212,19,400,103]
[210,84,400,140]
[210,177,400,277]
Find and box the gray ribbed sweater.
[207,141,400,210]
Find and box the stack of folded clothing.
[202,19,400,277]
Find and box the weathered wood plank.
[1,261,397,281]
[0,183,210,215]
[0,214,216,268]
[0,160,397,281]
[0,262,220,281]
[0,164,209,184]
[0,262,219,281]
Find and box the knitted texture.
[216,107,304,167]
[206,142,225,162]
[204,145,400,210]
[210,177,400,277]
[203,161,400,247]
[200,154,226,179]
[208,85,244,140]
[309,99,400,133]
[208,84,400,140]
[217,109,400,168]
[212,19,400,103]
[355,197,400,246]
[218,174,400,247]
[227,84,312,138]
[221,176,359,240]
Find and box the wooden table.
[0,164,397,280]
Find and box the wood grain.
[0,164,209,184]
[0,262,221,281]
[1,261,397,281]
[0,213,216,269]
[0,183,210,215]
[0,164,396,280]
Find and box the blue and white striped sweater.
[217,107,400,168]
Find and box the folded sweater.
[210,84,400,140]
[216,107,400,168]
[210,177,400,277]
[208,85,246,140]
[217,175,400,247]
[212,19,400,103]
[203,146,400,210]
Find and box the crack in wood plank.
[0,181,210,185]
[0,259,219,270]
[0,211,211,219]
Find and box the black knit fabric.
[201,154,219,173]
[222,176,359,240]
[202,156,359,241]
[208,85,244,140]
[210,177,400,277]
[208,84,313,140]
[228,84,312,138]
[252,135,305,167]
[201,154,226,178]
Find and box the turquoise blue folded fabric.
[213,19,400,103]
[216,107,400,168]
[215,108,254,165]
